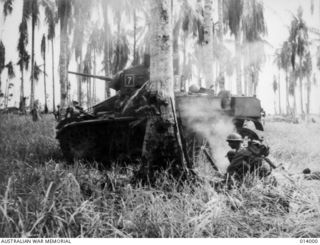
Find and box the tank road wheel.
[237,127,260,141]
[58,126,97,164]
[68,129,96,161]
[59,134,74,164]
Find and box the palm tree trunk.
[93,49,96,105]
[133,10,137,65]
[203,0,214,89]
[59,11,69,109]
[285,70,290,115]
[51,39,56,112]
[116,14,121,73]
[243,49,249,95]
[87,77,90,108]
[244,68,248,96]
[274,92,277,115]
[102,2,111,98]
[142,0,186,173]
[43,50,48,113]
[278,70,281,114]
[181,34,187,91]
[173,17,180,77]
[77,56,83,106]
[19,69,24,111]
[0,73,2,95]
[217,0,223,41]
[299,58,304,115]
[235,33,242,95]
[5,78,9,108]
[307,76,311,114]
[30,16,35,108]
[253,69,258,96]
[293,86,297,117]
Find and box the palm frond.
[288,6,309,70]
[88,26,105,53]
[56,0,72,21]
[111,33,129,74]
[42,0,56,40]
[2,0,14,17]
[32,62,42,81]
[17,18,30,71]
[225,0,243,36]
[41,34,46,59]
[272,76,278,92]
[5,61,15,79]
[242,0,267,42]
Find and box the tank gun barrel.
[68,71,113,82]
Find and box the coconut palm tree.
[272,75,278,114]
[101,0,113,98]
[104,0,142,74]
[289,69,298,115]
[178,0,204,89]
[57,0,72,109]
[224,0,266,96]
[242,0,267,96]
[202,0,214,88]
[101,0,112,98]
[3,61,15,108]
[83,43,92,108]
[42,0,56,112]
[111,32,129,75]
[288,6,309,115]
[129,0,146,66]
[274,50,282,114]
[73,0,93,105]
[300,51,312,115]
[41,34,48,113]
[29,0,40,108]
[279,41,292,115]
[224,0,243,95]
[0,41,5,96]
[16,0,40,108]
[142,0,186,176]
[88,26,104,104]
[17,17,30,112]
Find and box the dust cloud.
[178,96,235,172]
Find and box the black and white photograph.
[0,0,320,240]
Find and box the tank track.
[57,118,147,166]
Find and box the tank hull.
[57,117,147,165]
[56,94,264,166]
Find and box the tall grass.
[0,114,319,238]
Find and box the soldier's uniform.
[226,148,271,181]
[225,134,272,184]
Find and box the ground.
[0,114,319,238]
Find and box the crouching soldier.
[225,133,272,186]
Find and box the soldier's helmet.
[189,84,200,93]
[226,133,243,142]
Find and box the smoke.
[178,96,235,172]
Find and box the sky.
[0,0,320,114]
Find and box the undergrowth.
[0,114,319,238]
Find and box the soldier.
[225,133,272,184]
[302,168,320,180]
[54,105,61,121]
[30,100,41,122]
[225,133,243,163]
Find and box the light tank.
[56,61,264,166]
